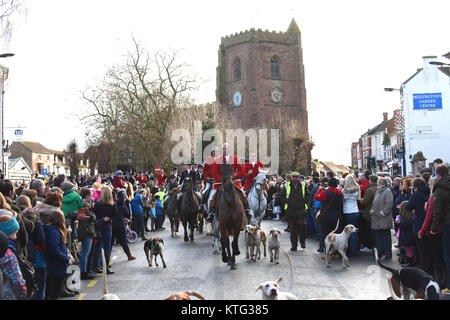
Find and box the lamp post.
[384,87,407,177]
[0,53,14,177]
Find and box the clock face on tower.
[233,91,242,106]
[271,88,282,104]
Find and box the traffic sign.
[42,168,48,176]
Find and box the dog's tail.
[101,248,108,295]
[187,291,206,300]
[386,275,401,300]
[284,250,294,292]
[374,247,396,275]
[330,219,340,235]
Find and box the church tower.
[216,18,309,137]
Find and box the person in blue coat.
[43,208,70,300]
[130,188,146,241]
[406,177,430,274]
[155,195,165,231]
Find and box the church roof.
[443,51,450,59]
[287,18,300,33]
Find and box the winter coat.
[432,174,450,233]
[91,189,102,201]
[357,180,370,211]
[315,187,343,223]
[280,181,309,220]
[130,193,143,215]
[343,191,359,214]
[113,201,130,230]
[43,224,69,276]
[92,202,116,232]
[360,182,377,222]
[370,186,393,230]
[155,200,163,216]
[419,195,441,238]
[0,241,27,300]
[398,212,414,246]
[308,184,320,210]
[26,215,46,268]
[393,191,411,218]
[77,204,96,241]
[113,176,126,189]
[406,185,430,237]
[61,189,83,218]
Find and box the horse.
[165,187,181,238]
[180,177,199,243]
[204,182,221,254]
[216,163,244,270]
[247,172,267,227]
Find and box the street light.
[0,53,14,176]
[384,86,407,177]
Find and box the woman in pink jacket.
[418,177,446,288]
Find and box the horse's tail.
[285,250,294,292]
[187,291,206,300]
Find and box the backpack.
[17,255,36,299]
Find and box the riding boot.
[125,250,136,261]
[206,207,215,223]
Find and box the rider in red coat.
[206,143,249,222]
[243,153,265,194]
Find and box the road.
[65,218,418,300]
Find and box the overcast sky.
[1,0,449,166]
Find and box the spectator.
[342,175,360,256]
[419,177,446,288]
[43,208,70,300]
[406,177,430,274]
[77,188,97,280]
[370,177,394,260]
[155,195,165,230]
[130,188,146,241]
[149,201,156,232]
[431,164,450,295]
[359,175,378,252]
[30,179,46,203]
[0,216,27,300]
[112,190,136,261]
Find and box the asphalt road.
[65,217,433,300]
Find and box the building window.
[38,155,41,160]
[271,56,280,79]
[47,155,50,161]
[234,58,241,80]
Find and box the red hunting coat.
[243,161,265,191]
[210,155,245,190]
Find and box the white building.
[402,54,450,174]
[8,157,33,183]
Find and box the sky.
[1,0,449,166]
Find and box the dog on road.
[256,250,297,300]
[164,291,206,300]
[144,237,167,268]
[100,248,120,300]
[374,248,439,300]
[324,220,358,269]
[268,228,281,264]
[245,225,267,262]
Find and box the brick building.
[216,18,309,134]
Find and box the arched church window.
[234,58,241,80]
[271,56,280,79]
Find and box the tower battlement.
[221,26,298,48]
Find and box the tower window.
[234,58,241,80]
[271,56,280,79]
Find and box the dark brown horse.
[216,164,244,270]
[166,188,181,238]
[181,177,199,243]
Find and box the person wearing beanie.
[358,174,378,253]
[0,216,27,300]
[112,190,136,261]
[315,177,343,254]
[370,177,394,260]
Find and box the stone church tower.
[216,18,309,136]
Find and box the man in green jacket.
[61,181,83,218]
[359,175,378,252]
[280,172,310,251]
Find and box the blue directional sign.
[42,168,48,176]
[413,93,442,110]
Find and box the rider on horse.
[206,143,250,222]
[243,152,265,196]
[162,174,180,214]
[177,161,202,214]
[200,146,219,213]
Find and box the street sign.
[42,168,48,176]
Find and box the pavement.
[64,217,448,300]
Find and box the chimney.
[423,56,438,70]
[383,112,388,122]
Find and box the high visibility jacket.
[154,191,166,205]
[284,182,308,210]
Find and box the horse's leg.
[189,217,195,243]
[182,215,189,243]
[231,226,241,257]
[219,227,229,263]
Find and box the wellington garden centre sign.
[413,93,442,110]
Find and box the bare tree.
[81,37,197,172]
[66,139,79,177]
[0,0,25,41]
